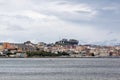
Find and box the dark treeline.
[26,51,69,57]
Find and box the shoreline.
[27,56,120,58]
[0,56,120,58]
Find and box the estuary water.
[0,58,120,80]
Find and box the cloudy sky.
[0,0,120,44]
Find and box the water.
[0,58,120,80]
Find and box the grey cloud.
[0,0,120,43]
[6,25,25,31]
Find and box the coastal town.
[0,39,120,58]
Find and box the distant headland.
[0,39,120,58]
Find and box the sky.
[0,0,120,44]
